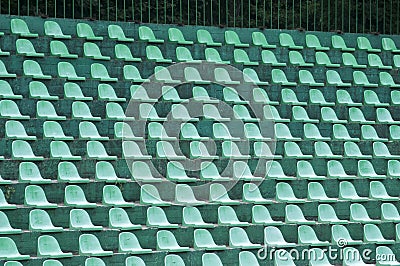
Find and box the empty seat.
[79,121,109,140]
[79,234,112,256]
[165,255,185,266]
[337,90,362,106]
[0,189,16,209]
[85,258,106,266]
[284,142,312,159]
[181,123,208,140]
[50,41,78,58]
[64,83,92,100]
[315,51,340,67]
[122,141,151,160]
[281,88,306,105]
[373,142,400,159]
[376,246,400,266]
[326,70,351,87]
[349,107,374,124]
[321,107,347,123]
[369,181,397,201]
[327,160,356,178]
[364,90,389,107]
[156,230,190,252]
[381,73,400,88]
[243,183,273,204]
[239,251,260,266]
[87,140,116,160]
[382,37,400,52]
[202,253,223,266]
[0,237,30,260]
[314,142,341,159]
[12,140,44,160]
[50,141,81,160]
[183,206,214,227]
[147,206,179,228]
[264,226,296,247]
[58,161,89,183]
[39,235,73,258]
[243,68,269,85]
[139,103,166,121]
[146,45,172,63]
[225,30,249,47]
[308,182,337,202]
[167,161,197,182]
[215,69,240,85]
[197,29,221,46]
[245,124,271,141]
[276,182,306,203]
[148,122,177,140]
[140,184,170,206]
[16,39,44,57]
[106,102,133,121]
[77,23,103,40]
[233,161,263,181]
[261,50,286,66]
[11,18,38,37]
[309,248,334,266]
[377,108,400,124]
[368,54,392,69]
[318,204,346,224]
[190,141,217,159]
[364,224,394,244]
[275,123,301,141]
[91,63,117,82]
[298,225,329,246]
[357,36,381,52]
[43,121,73,140]
[304,123,330,141]
[272,69,296,86]
[118,232,151,253]
[175,184,206,205]
[168,27,193,44]
[388,159,400,178]
[342,52,366,68]
[266,161,294,180]
[19,162,51,183]
[108,24,133,41]
[332,35,355,51]
[29,81,58,100]
[163,87,184,102]
[362,125,388,142]
[115,44,141,61]
[252,31,276,48]
[381,203,400,222]
[292,106,319,123]
[252,205,282,225]
[351,203,381,223]
[285,204,316,224]
[340,181,369,202]
[218,206,249,226]
[222,141,250,159]
[72,101,101,121]
[0,211,21,234]
[210,183,240,204]
[103,185,134,207]
[154,66,180,83]
[139,26,164,43]
[37,101,66,120]
[0,81,22,99]
[157,141,185,160]
[297,161,324,180]
[353,71,378,87]
[6,120,36,140]
[23,60,51,79]
[358,160,385,178]
[44,20,71,39]
[234,49,258,65]
[0,100,27,119]
[200,162,230,181]
[29,209,62,232]
[306,34,329,50]
[96,161,128,183]
[229,227,261,249]
[25,185,57,208]
[343,247,370,266]
[299,70,323,86]
[130,85,155,102]
[176,46,201,63]
[289,51,313,67]
[279,33,303,49]
[184,66,211,84]
[84,42,110,60]
[204,105,230,121]
[64,185,96,208]
[58,62,85,81]
[333,124,359,141]
[205,47,230,64]
[331,225,362,245]
[124,65,149,82]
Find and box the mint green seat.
[98,84,125,102]
[368,54,392,69]
[124,65,149,82]
[64,185,96,208]
[103,185,134,207]
[43,121,73,140]
[264,226,297,247]
[190,141,218,159]
[266,161,295,180]
[50,141,81,160]
[148,122,177,140]
[58,62,85,81]
[315,51,340,67]
[252,32,276,48]
[141,184,170,205]
[50,41,77,58]
[38,236,73,259]
[183,206,214,227]
[163,86,184,102]
[370,181,397,201]
[200,162,230,181]
[272,69,296,86]
[343,247,370,266]
[202,253,223,266]
[234,49,258,65]
[213,123,239,140]
[118,232,151,253]
[282,88,306,105]
[276,182,306,203]
[275,123,301,141]
[122,141,151,159]
[243,68,268,85]
[11,18,38,37]
[37,101,66,120]
[155,66,180,83]
[108,24,134,41]
[23,60,51,79]
[194,229,225,250]
[299,70,323,86]
[252,205,283,225]
[388,159,400,178]
[321,107,347,123]
[157,141,185,160]
[165,255,185,266]
[84,42,110,60]
[336,90,362,106]
[362,125,388,141]
[58,161,89,183]
[0,211,21,234]
[29,81,58,100]
[304,123,330,141]
[374,142,400,159]
[327,160,356,178]
[176,46,201,63]
[72,101,101,121]
[284,142,312,159]
[85,258,106,266]
[0,60,15,78]
[147,206,179,228]
[168,28,193,44]
[130,85,155,102]
[204,104,230,121]
[19,162,51,183]
[333,124,359,141]
[376,246,400,266]
[390,125,400,140]
[245,124,271,141]
[0,46,9,56]
[364,90,389,106]
[25,185,57,208]
[0,189,16,209]
[314,142,341,159]
[181,123,208,140]
[64,83,91,100]
[184,66,211,84]
[0,237,30,260]
[298,225,329,246]
[342,52,366,68]
[233,161,263,180]
[215,69,240,84]
[261,50,286,66]
[318,204,347,224]
[332,35,355,51]
[224,87,248,103]
[344,142,371,159]
[70,209,102,231]
[157,230,190,252]
[353,70,378,87]
[297,161,324,180]
[91,63,117,82]
[340,182,369,201]
[266,106,290,122]
[332,225,362,245]
[139,26,164,43]
[77,23,103,40]
[0,81,22,99]
[16,39,44,57]
[176,184,206,205]
[12,140,44,160]
[357,36,381,52]
[381,203,400,222]
[79,234,112,256]
[279,33,303,49]
[326,70,351,86]
[382,37,400,52]
[197,29,221,46]
[289,51,313,67]
[349,107,374,124]
[309,248,334,266]
[44,20,70,39]
[210,183,240,204]
[394,55,400,68]
[286,204,316,224]
[167,161,197,182]
[292,106,319,123]
[364,224,393,244]
[230,227,262,249]
[239,251,260,266]
[146,45,172,63]
[243,183,273,204]
[306,34,329,50]
[381,73,400,88]
[309,89,334,106]
[308,183,336,202]
[218,206,249,226]
[225,30,249,47]
[6,121,36,140]
[96,161,128,183]
[115,44,141,61]
[377,108,400,124]
[87,140,117,160]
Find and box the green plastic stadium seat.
[77,23,103,40]
[163,86,184,103]
[279,33,303,49]
[224,87,248,104]
[349,107,374,124]
[0,211,21,234]
[183,206,214,227]
[19,162,51,183]
[292,106,319,123]
[181,123,208,140]
[326,70,351,86]
[261,50,286,66]
[253,88,277,105]
[358,160,385,179]
[315,51,340,67]
[304,123,330,141]
[50,41,78,58]
[146,45,172,63]
[96,161,128,183]
[139,26,164,43]
[25,185,57,208]
[394,55,400,68]
[377,108,400,124]
[233,161,263,180]
[72,101,101,121]
[364,224,394,244]
[309,248,334,266]
[381,73,400,88]
[205,48,230,64]
[388,159,400,178]
[332,225,362,245]
[368,54,392,69]
[42,260,63,266]
[157,141,185,160]
[130,85,155,102]
[297,161,324,180]
[58,161,89,183]
[381,203,400,222]
[30,209,63,231]
[353,71,378,87]
[390,125,400,140]
[343,247,370,266]
[266,161,295,180]
[289,51,313,67]
[215,69,240,85]
[0,60,15,78]
[337,90,362,106]
[184,66,211,84]
[370,181,397,201]
[12,140,44,160]
[285,204,316,224]
[218,206,249,226]
[351,203,381,223]
[308,182,337,202]
[357,36,381,52]
[272,69,297,86]
[306,34,329,50]
[0,81,22,99]
[45,20,71,39]
[299,70,323,86]
[79,234,112,256]
[148,122,177,140]
[234,49,258,65]
[362,125,388,141]
[213,123,239,140]
[239,251,260,266]
[122,141,151,160]
[140,184,170,206]
[376,246,400,266]
[194,229,225,250]
[23,60,51,79]
[64,83,92,100]
[197,29,221,46]
[64,185,96,208]
[37,101,66,120]
[332,35,355,51]
[243,183,273,204]
[364,90,389,106]
[11,18,38,37]
[165,255,185,266]
[139,103,166,121]
[309,89,334,106]
[115,44,141,61]
[155,66,180,83]
[298,225,329,246]
[50,141,81,160]
[147,206,178,228]
[118,232,151,253]
[282,88,306,105]
[275,123,301,141]
[342,52,366,68]
[200,162,230,181]
[203,104,230,121]
[252,31,276,48]
[344,142,371,159]
[225,30,249,47]
[321,107,347,123]
[175,184,206,205]
[98,84,125,102]
[167,161,197,182]
[284,142,312,159]
[84,42,110,60]
[202,253,223,266]
[168,28,193,44]
[382,37,400,52]
[0,46,9,56]
[91,63,117,82]
[328,160,356,178]
[190,141,218,159]
[245,124,271,141]
[6,121,36,140]
[252,205,283,225]
[103,185,134,207]
[157,230,190,252]
[230,227,262,249]
[16,39,44,57]
[124,65,149,82]
[176,46,201,63]
[374,142,400,159]
[318,204,347,224]
[108,24,134,41]
[87,140,117,160]
[243,68,268,85]
[0,237,30,260]
[264,226,296,247]
[38,235,72,258]
[333,124,359,141]
[210,183,240,204]
[43,121,73,140]
[276,182,306,203]
[0,189,16,209]
[85,258,106,266]
[29,81,58,100]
